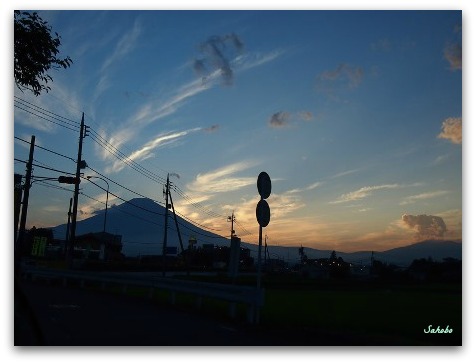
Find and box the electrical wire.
[88,128,167,185]
[14,96,81,129]
[86,165,164,206]
[14,103,80,132]
[14,136,77,163]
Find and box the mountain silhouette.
[50,198,230,256]
[50,198,462,265]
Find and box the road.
[15,279,423,346]
[15,280,273,346]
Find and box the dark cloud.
[194,33,244,86]
[268,111,290,128]
[444,43,462,71]
[316,63,364,91]
[204,124,220,133]
[298,111,313,121]
[402,214,447,240]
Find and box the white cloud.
[187,161,259,194]
[106,128,201,173]
[399,190,450,206]
[100,19,142,73]
[101,48,286,151]
[401,214,447,240]
[438,117,462,144]
[329,169,360,179]
[286,181,322,194]
[330,184,400,204]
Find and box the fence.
[21,267,265,324]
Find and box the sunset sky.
[12,9,462,253]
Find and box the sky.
[3,1,474,362]
[11,8,463,254]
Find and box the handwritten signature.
[424,325,453,334]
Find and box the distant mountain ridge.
[50,198,462,266]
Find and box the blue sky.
[12,9,462,252]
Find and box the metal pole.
[257,224,263,290]
[162,173,170,277]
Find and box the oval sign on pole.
[256,199,270,227]
[257,171,271,199]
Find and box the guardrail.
[21,268,265,324]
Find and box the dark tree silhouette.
[14,11,72,96]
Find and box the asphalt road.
[15,279,439,346]
[15,280,274,346]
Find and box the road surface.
[15,280,271,346]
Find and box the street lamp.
[86,175,109,233]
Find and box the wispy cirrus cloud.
[330,184,400,204]
[399,190,450,206]
[99,46,286,163]
[100,19,142,73]
[93,19,142,102]
[106,128,201,173]
[187,160,259,194]
[329,169,360,179]
[286,181,323,194]
[236,49,286,71]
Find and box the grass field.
[259,282,462,345]
[109,274,462,345]
[33,268,462,345]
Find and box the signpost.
[255,171,271,324]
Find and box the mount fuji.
[50,198,231,257]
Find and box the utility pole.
[16,135,35,274]
[228,211,235,239]
[162,173,170,277]
[14,174,23,245]
[65,197,73,257]
[68,113,86,267]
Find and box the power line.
[14,101,80,133]
[35,180,74,193]
[15,136,76,162]
[86,165,164,206]
[31,160,76,176]
[14,96,80,128]
[88,128,167,185]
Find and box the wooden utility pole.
[68,113,85,267]
[65,197,73,256]
[16,135,35,273]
